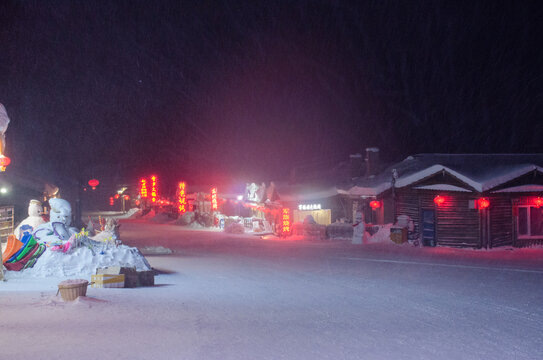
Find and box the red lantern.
[534,197,543,208]
[88,179,99,187]
[0,155,11,167]
[114,194,120,199]
[124,195,130,200]
[109,197,114,206]
[434,195,445,206]
[369,200,381,209]
[478,198,490,210]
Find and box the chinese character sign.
[140,179,148,198]
[211,187,218,211]
[282,208,291,235]
[178,182,187,214]
[151,175,158,203]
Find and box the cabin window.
[517,206,543,238]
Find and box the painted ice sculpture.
[14,199,46,239]
[33,198,78,245]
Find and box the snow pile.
[141,209,156,219]
[224,222,245,234]
[366,224,393,244]
[6,244,151,278]
[149,212,174,224]
[116,208,142,219]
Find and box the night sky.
[1,1,542,189]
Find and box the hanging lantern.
[369,200,381,209]
[434,195,445,206]
[114,194,120,199]
[123,195,130,201]
[0,155,11,172]
[534,197,543,208]
[109,197,114,206]
[88,179,99,190]
[477,198,490,210]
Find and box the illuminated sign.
[211,187,218,211]
[297,204,321,211]
[151,175,158,203]
[109,197,114,206]
[140,178,148,198]
[282,208,291,234]
[178,182,187,214]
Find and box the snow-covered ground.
[2,220,543,360]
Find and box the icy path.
[1,221,542,360]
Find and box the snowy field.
[2,220,543,360]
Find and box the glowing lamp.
[369,200,381,209]
[114,194,120,199]
[88,179,99,189]
[109,197,114,206]
[534,197,543,208]
[123,195,130,200]
[477,198,490,210]
[434,195,445,206]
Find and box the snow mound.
[116,208,142,219]
[139,246,173,255]
[149,212,175,224]
[366,224,393,244]
[9,245,151,278]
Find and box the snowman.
[33,198,79,246]
[14,199,46,239]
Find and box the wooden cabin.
[347,154,543,248]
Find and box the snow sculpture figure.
[352,210,365,244]
[14,199,46,239]
[33,198,79,245]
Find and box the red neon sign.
[178,182,187,214]
[151,175,158,203]
[369,200,381,209]
[109,197,114,206]
[282,208,291,234]
[211,187,218,211]
[140,178,148,198]
[477,198,490,210]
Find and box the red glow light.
[124,195,130,200]
[109,197,114,206]
[534,197,543,208]
[114,194,120,199]
[478,198,490,210]
[369,200,381,209]
[434,195,445,206]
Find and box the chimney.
[349,153,364,178]
[365,147,380,177]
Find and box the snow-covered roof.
[413,184,472,192]
[491,184,543,193]
[346,154,543,196]
[274,182,340,202]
